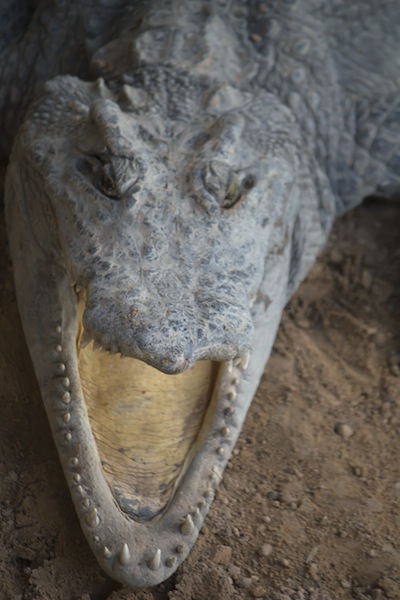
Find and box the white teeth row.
[80,330,123,358]
[81,336,250,369]
[80,330,92,348]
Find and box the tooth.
[93,340,102,352]
[227,387,237,401]
[181,514,195,536]
[221,426,231,438]
[148,548,161,571]
[119,543,130,565]
[86,507,100,528]
[80,330,91,348]
[241,351,250,370]
[166,556,176,568]
[75,284,83,293]
[120,353,127,359]
[103,546,112,559]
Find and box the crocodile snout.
[82,291,253,375]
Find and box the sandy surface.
[1,198,400,600]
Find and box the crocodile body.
[2,0,400,588]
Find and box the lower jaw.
[38,302,250,588]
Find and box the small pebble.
[305,546,319,564]
[352,465,363,477]
[228,564,241,580]
[252,585,266,598]
[8,471,18,482]
[341,579,351,589]
[329,249,343,265]
[261,543,273,557]
[267,490,280,501]
[309,563,319,580]
[211,544,232,566]
[361,269,373,289]
[321,515,329,525]
[334,422,354,438]
[374,330,387,346]
[278,557,290,568]
[237,577,253,589]
[296,318,311,329]
[390,365,400,377]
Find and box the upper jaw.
[79,284,254,374]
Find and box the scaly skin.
[2,0,400,589]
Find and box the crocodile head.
[5,73,301,587]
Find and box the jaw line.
[35,283,255,587]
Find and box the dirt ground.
[1,197,400,600]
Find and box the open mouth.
[39,287,252,588]
[76,293,221,522]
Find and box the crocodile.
[2,0,400,589]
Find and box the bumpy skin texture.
[2,0,400,589]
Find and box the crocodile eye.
[220,179,240,209]
[201,161,257,210]
[76,150,141,201]
[203,160,240,209]
[219,173,256,209]
[242,174,256,191]
[99,163,119,199]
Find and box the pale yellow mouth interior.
[77,310,218,521]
